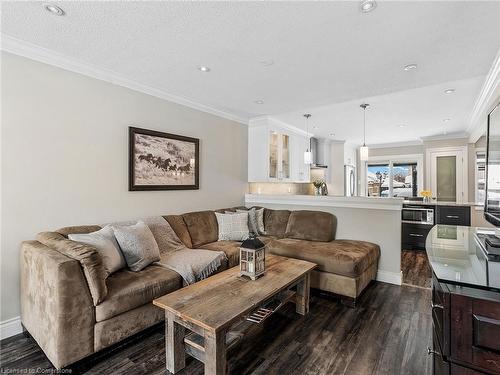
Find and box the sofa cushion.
[267,238,380,278]
[163,215,193,248]
[201,241,241,268]
[264,209,291,238]
[285,210,336,242]
[182,211,218,247]
[95,265,182,322]
[55,225,102,237]
[37,231,108,305]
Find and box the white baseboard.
[376,270,402,285]
[1,316,22,340]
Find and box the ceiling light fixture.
[198,66,210,72]
[304,114,312,165]
[44,3,65,16]
[313,126,319,129]
[398,124,406,128]
[260,59,274,66]
[443,118,451,122]
[360,104,370,161]
[404,64,417,71]
[329,133,335,137]
[360,0,377,13]
[254,100,264,104]
[444,89,455,94]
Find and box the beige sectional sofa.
[20,207,380,369]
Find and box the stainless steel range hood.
[310,137,328,169]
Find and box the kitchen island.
[245,194,404,285]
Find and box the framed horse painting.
[129,127,199,191]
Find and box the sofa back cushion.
[37,231,108,305]
[264,209,291,238]
[285,210,336,242]
[182,210,218,247]
[163,215,193,248]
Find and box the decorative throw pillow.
[111,221,160,272]
[69,225,126,278]
[215,212,250,241]
[237,208,265,235]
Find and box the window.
[475,149,486,204]
[365,156,422,198]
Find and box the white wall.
[245,195,403,284]
[0,52,248,323]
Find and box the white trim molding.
[376,270,402,286]
[245,193,403,211]
[468,48,500,143]
[1,34,249,125]
[1,316,22,340]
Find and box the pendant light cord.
[363,107,366,146]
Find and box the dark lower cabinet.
[436,206,471,226]
[402,223,433,250]
[431,274,500,374]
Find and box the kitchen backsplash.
[248,182,313,195]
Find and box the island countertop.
[403,200,480,207]
[245,194,403,211]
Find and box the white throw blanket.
[104,216,227,285]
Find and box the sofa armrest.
[20,240,95,368]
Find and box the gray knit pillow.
[111,221,160,271]
[237,208,265,235]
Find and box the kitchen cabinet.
[436,206,471,226]
[402,223,433,250]
[248,117,311,183]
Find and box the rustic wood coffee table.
[153,254,316,375]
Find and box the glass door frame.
[426,146,468,204]
[361,153,423,197]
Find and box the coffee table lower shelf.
[183,289,296,363]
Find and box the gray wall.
[1,52,248,322]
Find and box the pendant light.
[359,103,370,161]
[303,114,312,164]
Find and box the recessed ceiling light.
[329,133,335,137]
[404,64,417,71]
[398,124,406,128]
[313,126,319,129]
[44,3,65,16]
[254,100,264,104]
[260,60,274,67]
[443,118,451,122]
[198,66,210,72]
[360,0,377,13]
[444,89,455,94]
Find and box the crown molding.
[420,132,469,142]
[467,48,500,142]
[248,115,312,137]
[367,140,423,149]
[1,34,249,125]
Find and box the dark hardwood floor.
[0,282,432,375]
[401,250,432,289]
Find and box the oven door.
[402,208,433,225]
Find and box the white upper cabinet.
[248,117,310,183]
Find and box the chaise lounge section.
[20,207,380,368]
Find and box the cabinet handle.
[427,347,442,357]
[446,215,459,219]
[431,302,444,310]
[409,233,424,237]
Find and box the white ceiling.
[274,76,485,146]
[2,1,500,141]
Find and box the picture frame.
[129,126,199,191]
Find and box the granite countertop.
[403,200,480,207]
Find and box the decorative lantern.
[239,236,266,280]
